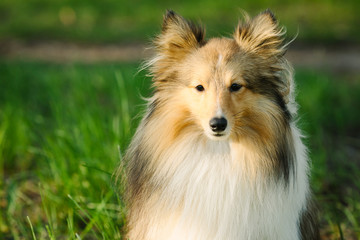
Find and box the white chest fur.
[141,127,309,240]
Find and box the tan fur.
[120,10,319,240]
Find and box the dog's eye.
[195,85,205,92]
[229,83,242,92]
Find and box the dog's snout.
[209,117,227,132]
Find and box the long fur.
[119,9,319,240]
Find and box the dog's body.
[121,10,319,240]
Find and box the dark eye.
[229,83,242,92]
[195,85,205,92]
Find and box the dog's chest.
[153,140,300,240]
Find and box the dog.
[120,9,319,240]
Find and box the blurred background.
[0,0,359,239]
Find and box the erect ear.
[234,10,294,106]
[148,10,205,83]
[159,10,205,51]
[234,9,286,58]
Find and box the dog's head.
[146,10,295,143]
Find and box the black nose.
[209,117,227,132]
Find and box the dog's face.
[148,10,292,143]
[180,39,250,140]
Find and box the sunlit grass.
[0,61,149,239]
[0,62,359,239]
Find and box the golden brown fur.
[119,10,319,240]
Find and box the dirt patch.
[286,45,360,74]
[1,40,360,73]
[0,40,151,63]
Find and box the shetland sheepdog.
[120,10,319,240]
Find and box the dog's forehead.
[194,38,247,80]
[197,38,245,83]
[183,38,247,85]
[199,38,240,64]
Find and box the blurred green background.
[1,0,360,44]
[0,0,360,239]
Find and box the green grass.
[0,0,359,44]
[0,61,359,239]
[296,70,360,238]
[0,61,150,239]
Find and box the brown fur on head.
[148,9,292,99]
[140,10,297,181]
[146,9,295,115]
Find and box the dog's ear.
[234,9,286,58]
[147,10,205,84]
[234,10,294,107]
[159,10,205,52]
